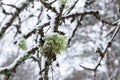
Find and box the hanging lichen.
[18,38,27,51]
[60,0,69,8]
[40,33,67,57]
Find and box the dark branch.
[0,46,39,80]
[1,2,30,34]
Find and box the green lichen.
[40,33,67,57]
[18,38,27,50]
[61,0,69,8]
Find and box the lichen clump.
[18,38,27,51]
[40,33,67,57]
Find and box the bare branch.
[1,2,30,34]
[67,15,83,46]
[40,0,58,14]
[66,0,79,14]
[80,20,120,76]
[62,11,99,19]
[0,46,39,80]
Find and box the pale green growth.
[40,33,67,57]
[60,0,69,8]
[61,0,68,4]
[18,38,27,50]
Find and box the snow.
[0,0,112,80]
[0,52,26,71]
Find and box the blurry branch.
[109,68,119,80]
[37,59,51,80]
[63,10,116,27]
[24,22,50,39]
[36,56,53,80]
[94,14,117,26]
[30,52,43,80]
[49,0,57,4]
[36,52,43,79]
[12,8,42,38]
[62,11,99,19]
[104,27,116,38]
[103,20,120,37]
[44,59,50,80]
[31,31,43,79]
[80,20,120,76]
[0,1,30,34]
[39,58,53,80]
[63,10,119,46]
[80,65,95,71]
[101,19,116,26]
[53,4,65,33]
[20,14,35,23]
[64,10,99,46]
[13,15,37,38]
[114,69,120,80]
[14,22,50,44]
[21,6,43,23]
[84,0,95,8]
[40,0,58,14]
[1,2,20,10]
[1,6,13,15]
[67,15,83,46]
[1,2,21,16]
[12,24,21,37]
[66,0,79,14]
[0,47,39,80]
[37,6,43,25]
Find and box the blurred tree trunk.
[106,52,117,80]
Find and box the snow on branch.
[80,20,120,76]
[0,1,30,34]
[62,10,99,19]
[0,47,38,80]
[40,0,58,14]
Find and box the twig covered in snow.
[0,1,30,34]
[80,20,120,76]
[53,4,65,32]
[62,10,99,19]
[40,0,58,14]
[67,15,83,46]
[66,0,79,14]
[0,47,38,80]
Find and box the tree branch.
[80,20,120,76]
[0,47,39,80]
[1,1,30,34]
